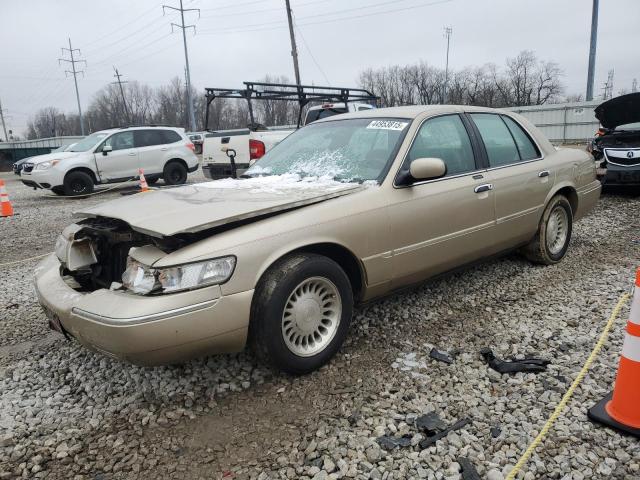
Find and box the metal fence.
[503,101,601,144]
[0,136,85,169]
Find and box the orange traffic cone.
[588,267,640,437]
[138,168,150,193]
[0,179,14,217]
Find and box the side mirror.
[102,145,113,156]
[408,157,446,181]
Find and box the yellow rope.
[0,252,51,267]
[505,292,631,480]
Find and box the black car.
[12,157,32,175]
[590,92,640,187]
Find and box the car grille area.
[604,149,640,167]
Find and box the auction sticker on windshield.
[366,120,408,131]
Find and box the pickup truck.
[202,102,375,179]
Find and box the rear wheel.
[163,161,188,185]
[249,254,353,374]
[63,171,94,196]
[522,195,573,265]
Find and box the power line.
[294,20,330,85]
[58,38,86,135]
[163,0,199,131]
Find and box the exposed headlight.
[34,160,60,170]
[122,256,236,295]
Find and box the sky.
[1,0,639,135]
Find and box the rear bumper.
[202,163,250,180]
[34,254,253,365]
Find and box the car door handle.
[128,152,136,156]
[474,183,493,193]
[538,170,550,178]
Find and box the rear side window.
[502,116,540,160]
[135,130,165,147]
[407,114,476,176]
[470,113,520,167]
[161,130,182,143]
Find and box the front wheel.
[249,254,353,374]
[63,171,94,196]
[521,195,573,265]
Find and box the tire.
[163,161,188,185]
[249,253,354,375]
[522,195,573,265]
[51,186,65,196]
[63,171,94,196]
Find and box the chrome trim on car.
[71,298,219,326]
[393,220,495,255]
[604,148,640,167]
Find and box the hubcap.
[546,205,568,255]
[281,277,342,357]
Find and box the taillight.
[249,139,266,160]
[186,142,195,151]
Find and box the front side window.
[104,131,134,151]
[470,113,521,167]
[245,117,409,183]
[406,114,476,176]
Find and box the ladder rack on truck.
[204,81,380,131]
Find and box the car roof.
[94,126,183,134]
[314,104,510,122]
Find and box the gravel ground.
[1,171,639,480]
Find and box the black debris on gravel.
[419,417,472,449]
[429,347,454,364]
[457,457,482,480]
[376,434,413,451]
[415,411,447,434]
[480,348,550,374]
[490,425,501,438]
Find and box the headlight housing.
[34,160,60,170]
[122,256,236,295]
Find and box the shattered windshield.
[245,118,410,183]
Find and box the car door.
[388,114,497,288]
[135,129,167,175]
[95,131,138,181]
[468,113,552,245]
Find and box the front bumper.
[599,164,640,186]
[20,168,62,190]
[34,254,253,365]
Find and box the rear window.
[162,130,182,143]
[305,107,348,125]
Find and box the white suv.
[21,126,199,196]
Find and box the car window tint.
[104,131,134,151]
[136,130,165,147]
[502,116,540,160]
[162,130,182,143]
[470,113,520,167]
[407,114,475,176]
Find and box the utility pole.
[59,38,86,135]
[163,0,199,132]
[112,66,131,124]
[285,0,301,86]
[443,26,452,103]
[602,69,614,100]
[0,98,8,142]
[586,0,599,101]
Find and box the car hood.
[595,92,640,129]
[75,175,366,237]
[28,151,83,164]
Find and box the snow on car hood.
[75,174,366,237]
[595,92,640,129]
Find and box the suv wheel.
[250,254,353,374]
[522,195,573,264]
[163,161,188,185]
[63,171,94,196]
